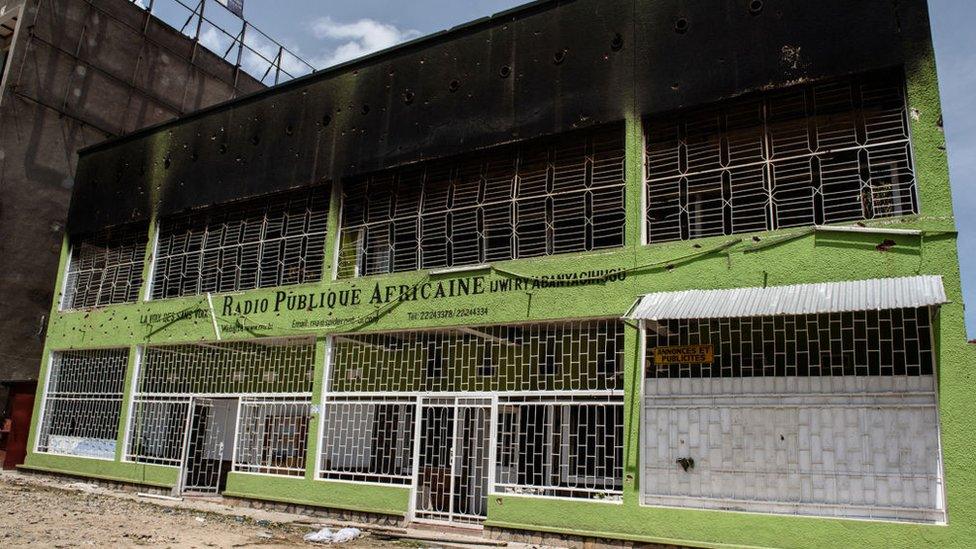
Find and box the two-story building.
[20,0,976,547]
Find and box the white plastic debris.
[303,527,362,544]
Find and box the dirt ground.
[0,474,414,548]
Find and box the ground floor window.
[641,307,945,522]
[123,337,316,493]
[36,349,128,459]
[320,320,625,523]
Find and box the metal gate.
[413,397,493,525]
[180,398,237,495]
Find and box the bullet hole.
[250,135,260,146]
[361,104,370,115]
[665,263,675,271]
[401,90,415,104]
[671,82,680,90]
[499,65,512,78]
[937,114,944,131]
[780,434,785,441]
[610,33,624,51]
[752,236,761,242]
[553,49,567,64]
[692,243,702,249]
[163,156,171,169]
[448,79,461,92]
[218,144,227,154]
[285,125,294,136]
[321,114,332,126]
[749,0,764,15]
[876,239,897,252]
[674,18,689,34]
[495,497,503,505]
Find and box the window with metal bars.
[36,349,129,459]
[150,186,329,299]
[328,320,624,393]
[124,337,316,466]
[644,307,933,379]
[337,124,626,277]
[495,395,624,500]
[234,397,311,477]
[319,320,625,498]
[61,223,148,310]
[645,68,917,243]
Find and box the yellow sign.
[653,344,714,365]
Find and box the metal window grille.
[138,337,317,395]
[645,68,917,243]
[644,307,933,379]
[337,124,626,278]
[234,397,311,476]
[125,396,191,466]
[320,320,625,503]
[36,349,129,459]
[125,337,316,467]
[151,187,330,299]
[328,320,624,393]
[62,223,148,310]
[318,396,417,484]
[495,394,624,501]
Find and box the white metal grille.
[495,394,623,501]
[37,349,129,459]
[318,396,417,484]
[125,396,191,465]
[321,321,625,507]
[234,397,311,477]
[329,320,624,393]
[645,68,917,243]
[138,337,317,395]
[337,124,625,277]
[62,224,148,310]
[644,307,934,379]
[125,337,316,468]
[151,187,330,299]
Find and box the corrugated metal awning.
[627,275,947,320]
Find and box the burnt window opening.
[62,222,149,310]
[337,124,626,278]
[150,186,330,300]
[643,306,934,379]
[644,68,918,244]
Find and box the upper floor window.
[337,123,626,278]
[62,223,148,310]
[645,68,917,243]
[150,186,329,299]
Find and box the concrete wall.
[642,375,943,522]
[0,0,263,385]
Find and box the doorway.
[413,397,492,525]
[180,397,238,495]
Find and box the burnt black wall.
[68,0,933,235]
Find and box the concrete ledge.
[17,464,173,490]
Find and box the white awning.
[626,275,947,320]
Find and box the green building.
[21,0,976,546]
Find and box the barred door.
[414,397,492,525]
[180,398,237,495]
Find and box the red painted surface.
[2,381,36,469]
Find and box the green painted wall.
[20,32,976,549]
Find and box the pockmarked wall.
[21,1,976,548]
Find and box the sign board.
[653,344,714,365]
[216,0,244,18]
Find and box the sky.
[145,0,976,335]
